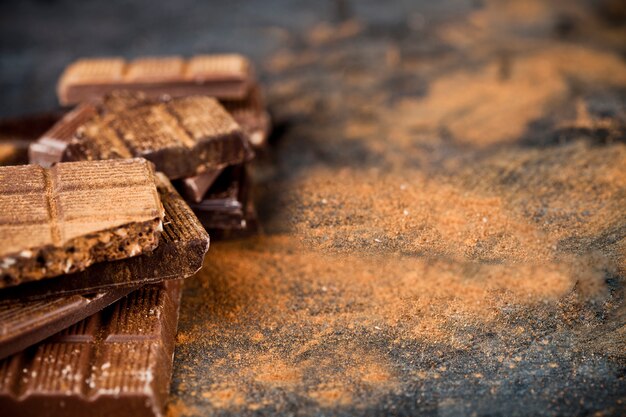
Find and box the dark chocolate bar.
[30,91,252,179]
[0,279,183,417]
[0,173,209,300]
[0,286,135,360]
[57,54,255,105]
[0,158,164,288]
[221,86,271,148]
[0,112,62,166]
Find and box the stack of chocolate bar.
[0,54,270,416]
[35,54,270,236]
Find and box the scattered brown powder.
[167,0,626,414]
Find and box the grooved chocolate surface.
[0,158,163,287]
[57,54,254,105]
[30,93,252,179]
[0,173,209,300]
[0,279,183,417]
[221,86,271,148]
[0,286,135,360]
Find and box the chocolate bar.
[0,286,135,360]
[0,112,62,166]
[57,54,255,105]
[0,158,164,288]
[188,165,253,231]
[30,91,252,179]
[0,279,183,417]
[221,86,271,148]
[0,173,209,300]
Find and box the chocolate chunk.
[30,92,253,179]
[177,167,224,204]
[0,112,62,166]
[0,158,164,288]
[188,165,255,231]
[208,200,260,240]
[0,173,209,300]
[57,54,255,105]
[0,279,183,417]
[0,286,136,360]
[221,86,271,148]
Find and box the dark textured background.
[1,1,625,416]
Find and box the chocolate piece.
[0,279,183,417]
[0,173,209,300]
[30,92,252,179]
[28,104,97,168]
[221,86,271,148]
[208,200,260,240]
[0,112,62,166]
[189,165,253,231]
[0,286,135,360]
[58,54,255,105]
[0,158,164,288]
[178,167,224,204]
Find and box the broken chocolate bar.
[221,86,271,148]
[0,279,183,417]
[0,112,62,166]
[0,158,164,288]
[0,286,135,360]
[0,173,209,300]
[188,165,253,231]
[57,54,255,105]
[30,91,252,179]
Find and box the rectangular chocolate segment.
[221,86,271,148]
[0,173,209,300]
[0,112,62,166]
[0,279,183,417]
[58,54,255,105]
[0,286,135,360]
[30,92,252,179]
[0,158,164,287]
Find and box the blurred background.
[0,0,491,116]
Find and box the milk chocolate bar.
[0,279,183,417]
[221,86,271,148]
[0,112,62,166]
[0,286,135,360]
[0,158,164,288]
[58,54,255,105]
[0,173,209,300]
[30,91,252,179]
